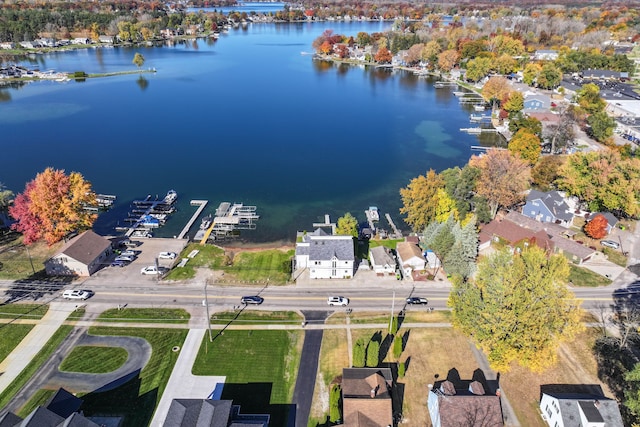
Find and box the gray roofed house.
[369,246,396,276]
[540,391,624,427]
[163,399,269,427]
[0,413,23,427]
[295,229,355,279]
[588,212,619,234]
[44,230,112,276]
[522,190,575,228]
[523,94,551,111]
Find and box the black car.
[241,295,264,305]
[406,297,428,305]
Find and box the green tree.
[366,339,380,367]
[509,129,542,165]
[465,57,492,82]
[523,63,542,86]
[392,334,403,359]
[503,91,524,118]
[335,212,358,237]
[449,247,583,372]
[400,170,445,232]
[577,83,607,115]
[0,182,13,214]
[508,113,543,139]
[353,338,366,368]
[532,155,565,191]
[587,110,616,142]
[133,52,145,69]
[329,384,342,423]
[536,63,562,89]
[469,149,532,218]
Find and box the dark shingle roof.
[0,412,22,427]
[543,393,624,427]
[46,388,82,418]
[526,190,574,222]
[18,406,64,427]
[163,399,232,427]
[308,237,354,261]
[61,413,101,427]
[58,231,111,265]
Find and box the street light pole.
[204,280,212,342]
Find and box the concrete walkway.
[0,302,76,394]
[149,329,225,427]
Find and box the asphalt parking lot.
[92,237,188,282]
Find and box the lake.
[1,21,502,243]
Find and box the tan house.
[340,368,394,427]
[44,230,112,276]
[396,241,425,276]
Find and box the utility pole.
[204,279,212,342]
[25,245,35,275]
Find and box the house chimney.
[370,389,376,398]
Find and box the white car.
[119,250,137,257]
[62,289,92,300]
[115,255,135,262]
[327,296,349,306]
[141,265,166,275]
[158,252,177,260]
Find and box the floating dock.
[199,202,259,245]
[123,190,178,237]
[177,200,208,240]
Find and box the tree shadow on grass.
[221,382,294,427]
[80,370,158,427]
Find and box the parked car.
[241,295,264,305]
[111,260,128,267]
[140,265,166,275]
[406,297,428,305]
[119,250,137,257]
[158,252,177,260]
[327,296,349,306]
[600,240,620,249]
[115,255,135,262]
[62,289,92,300]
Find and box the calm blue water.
[1,22,499,243]
[187,2,286,14]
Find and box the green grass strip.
[0,324,34,363]
[16,389,56,418]
[60,346,128,373]
[0,304,49,319]
[0,325,73,410]
[96,308,190,324]
[210,310,302,325]
[568,264,612,287]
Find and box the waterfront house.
[369,245,396,276]
[522,190,575,227]
[295,229,355,279]
[0,42,15,49]
[396,241,426,276]
[72,37,91,45]
[340,367,394,427]
[98,35,114,44]
[479,216,553,253]
[428,377,503,427]
[523,94,551,111]
[539,388,623,427]
[45,230,112,276]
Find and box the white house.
[295,229,355,279]
[540,391,623,427]
[369,246,396,276]
[534,50,559,61]
[396,241,425,277]
[44,230,112,276]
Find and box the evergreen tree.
[353,338,366,368]
[366,339,380,367]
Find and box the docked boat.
[474,105,486,111]
[132,229,153,238]
[140,214,160,228]
[163,190,178,204]
[453,91,466,97]
[200,214,213,230]
[460,127,482,134]
[367,206,380,222]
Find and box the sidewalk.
[0,302,76,393]
[149,329,225,427]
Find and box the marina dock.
[122,190,178,238]
[199,202,260,244]
[177,200,208,240]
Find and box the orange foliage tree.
[9,168,97,245]
[374,46,392,64]
[584,214,608,239]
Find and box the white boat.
[367,206,380,222]
[474,105,486,111]
[163,190,177,204]
[460,127,482,134]
[132,229,153,238]
[453,91,466,97]
[200,214,213,230]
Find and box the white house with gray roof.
[540,391,624,427]
[295,229,355,279]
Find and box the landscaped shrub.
[329,384,341,423]
[390,315,399,335]
[353,338,366,368]
[398,360,406,378]
[393,334,403,359]
[366,339,380,367]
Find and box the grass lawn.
[500,328,607,427]
[0,303,49,319]
[210,310,302,325]
[193,330,303,427]
[164,244,225,281]
[602,247,627,267]
[17,389,56,418]
[0,324,34,363]
[96,308,190,324]
[569,265,612,287]
[0,236,61,279]
[60,346,129,373]
[356,239,403,258]
[326,310,451,325]
[66,307,86,321]
[0,325,73,410]
[79,327,187,427]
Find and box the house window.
[545,406,552,418]
[545,216,551,222]
[315,261,320,265]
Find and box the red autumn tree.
[584,214,608,239]
[9,168,97,245]
[374,47,392,64]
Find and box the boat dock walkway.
[177,200,208,240]
[385,213,402,239]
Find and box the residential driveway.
[45,333,152,393]
[580,252,626,280]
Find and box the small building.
[428,378,503,427]
[523,94,551,111]
[581,69,628,82]
[369,246,396,276]
[540,390,624,427]
[587,212,619,234]
[98,35,114,44]
[341,367,394,427]
[44,230,112,276]
[295,229,355,279]
[396,241,425,276]
[72,37,91,45]
[533,50,558,61]
[522,190,575,228]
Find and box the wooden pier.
[123,190,177,237]
[177,200,208,240]
[385,213,402,239]
[199,202,260,245]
